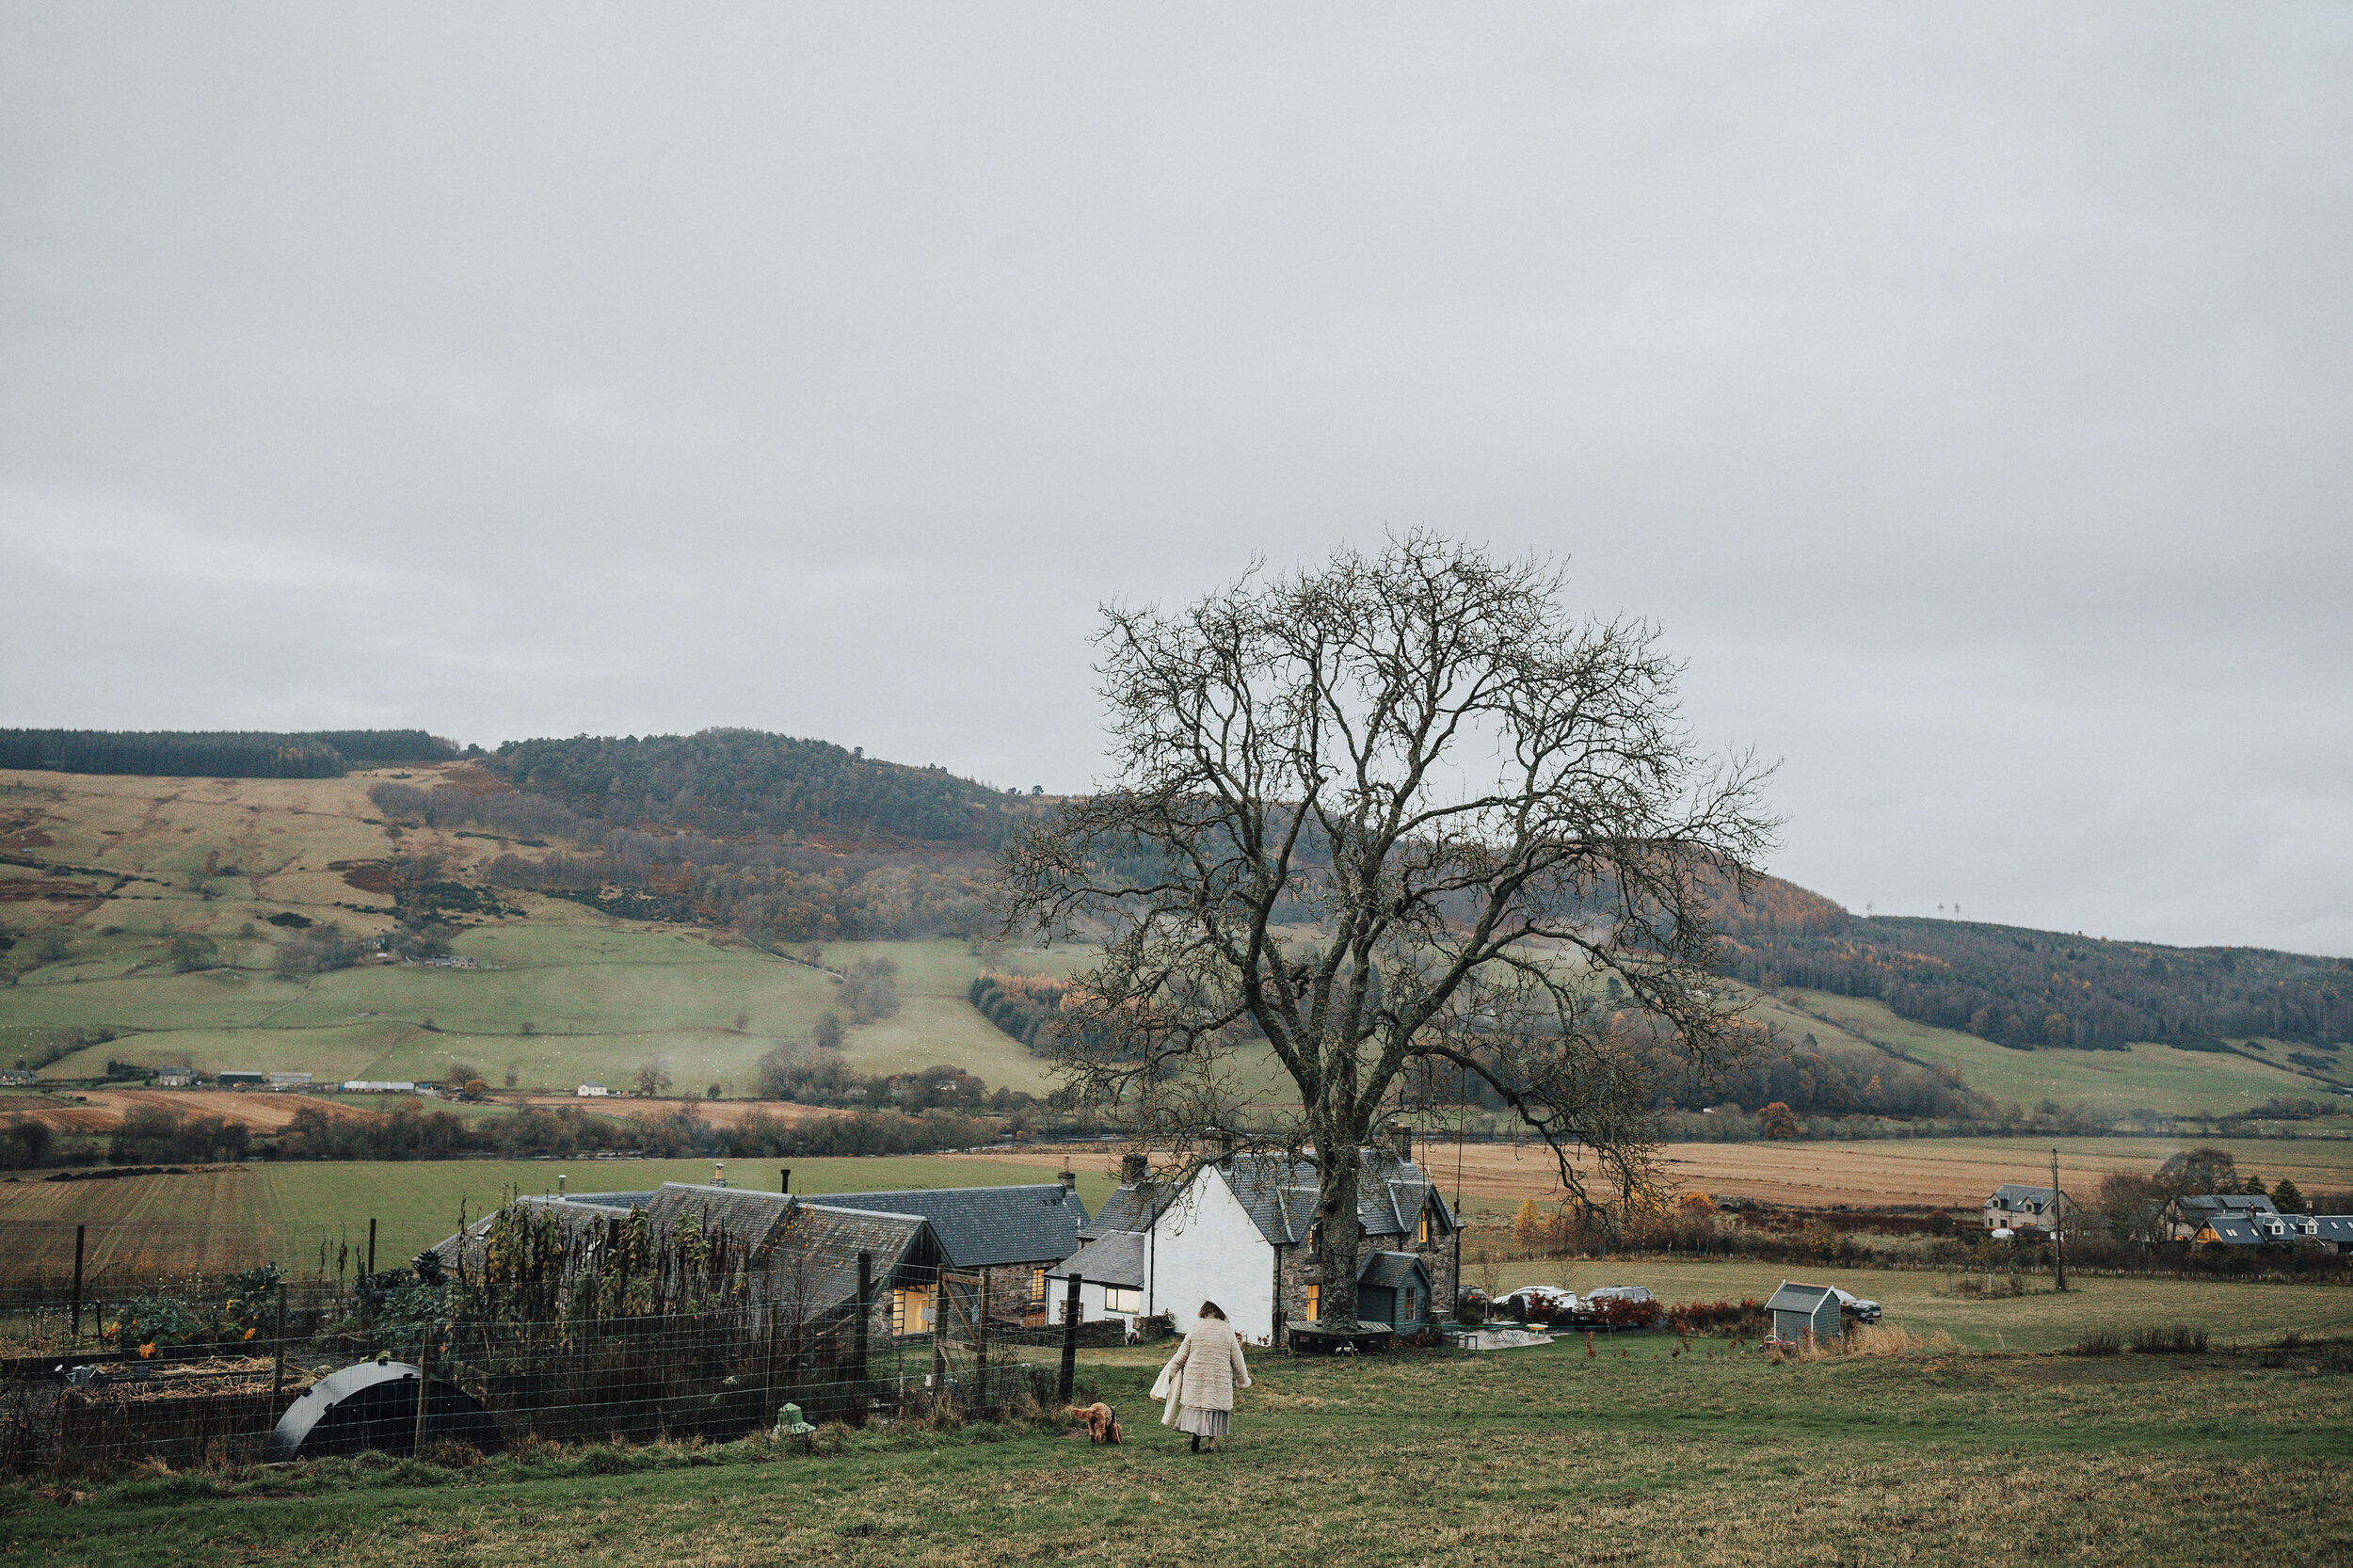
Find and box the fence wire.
[0,1202,1087,1479]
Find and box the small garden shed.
[1766,1281,1842,1345]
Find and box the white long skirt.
[1175,1405,1230,1437]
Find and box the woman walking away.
[1153,1301,1251,1453]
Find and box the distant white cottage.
[576,1083,611,1097]
[1049,1132,1458,1347]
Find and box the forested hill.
[1715,879,2353,1051]
[488,729,1034,844]
[0,728,456,779]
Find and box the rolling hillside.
[3,737,2347,1124]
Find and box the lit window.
[891,1285,936,1335]
[1304,1283,1320,1321]
[1104,1287,1142,1315]
[1031,1267,1047,1304]
[1416,1212,1430,1245]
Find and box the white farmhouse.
[1048,1130,1457,1347]
[576,1083,611,1097]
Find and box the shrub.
[2130,1323,2209,1354]
[2072,1329,2122,1356]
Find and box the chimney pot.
[1120,1152,1149,1185]
[1057,1170,1077,1191]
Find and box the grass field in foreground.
[0,1157,1127,1283]
[4,1332,2349,1565]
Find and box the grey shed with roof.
[1766,1280,1842,1344]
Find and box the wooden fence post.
[853,1251,872,1384]
[272,1282,288,1400]
[414,1328,430,1456]
[70,1224,86,1341]
[1058,1272,1080,1404]
[367,1218,377,1277]
[975,1273,991,1409]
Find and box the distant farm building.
[216,1071,268,1090]
[0,1069,36,1087]
[576,1083,612,1097]
[267,1071,313,1089]
[155,1065,197,1087]
[1766,1281,1843,1345]
[340,1080,417,1094]
[1984,1184,2068,1233]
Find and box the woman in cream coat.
[1153,1301,1251,1453]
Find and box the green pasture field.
[5,1326,2349,1565]
[9,925,1076,1098]
[1488,1256,2353,1352]
[1749,984,2332,1115]
[0,1156,1127,1285]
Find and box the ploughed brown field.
[951,1134,2353,1212]
[0,1088,379,1135]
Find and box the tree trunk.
[1314,1130,1363,1327]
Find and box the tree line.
[95,1098,1006,1164]
[0,728,456,778]
[487,728,1040,844]
[1716,893,2353,1050]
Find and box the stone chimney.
[1388,1123,1414,1164]
[1120,1152,1149,1185]
[1057,1169,1077,1192]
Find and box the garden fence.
[0,1217,1080,1479]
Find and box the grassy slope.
[2,768,1080,1096]
[1,767,2335,1118]
[4,1336,2349,1566]
[1745,984,2325,1115]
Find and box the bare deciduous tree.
[1000,535,1775,1327]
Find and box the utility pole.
[2051,1146,2067,1292]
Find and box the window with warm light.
[1104,1287,1142,1315]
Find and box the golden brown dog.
[1066,1402,1121,1444]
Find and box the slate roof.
[2200,1208,2329,1246]
[1988,1184,2056,1208]
[803,1184,1087,1270]
[1048,1230,1147,1289]
[1079,1181,1176,1240]
[1766,1281,1838,1314]
[1215,1152,1456,1248]
[568,1191,657,1208]
[1356,1250,1430,1291]
[2179,1193,2279,1217]
[426,1184,944,1313]
[2313,1215,2353,1246]
[2198,1211,2276,1246]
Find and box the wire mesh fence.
[0,1193,1086,1480]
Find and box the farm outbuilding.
[1766,1281,1843,1345]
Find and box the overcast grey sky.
[3,5,2348,953]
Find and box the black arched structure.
[265,1361,502,1463]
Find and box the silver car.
[1832,1288,1881,1323]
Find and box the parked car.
[1493,1286,1576,1324]
[1572,1285,1659,1330]
[1832,1288,1881,1323]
